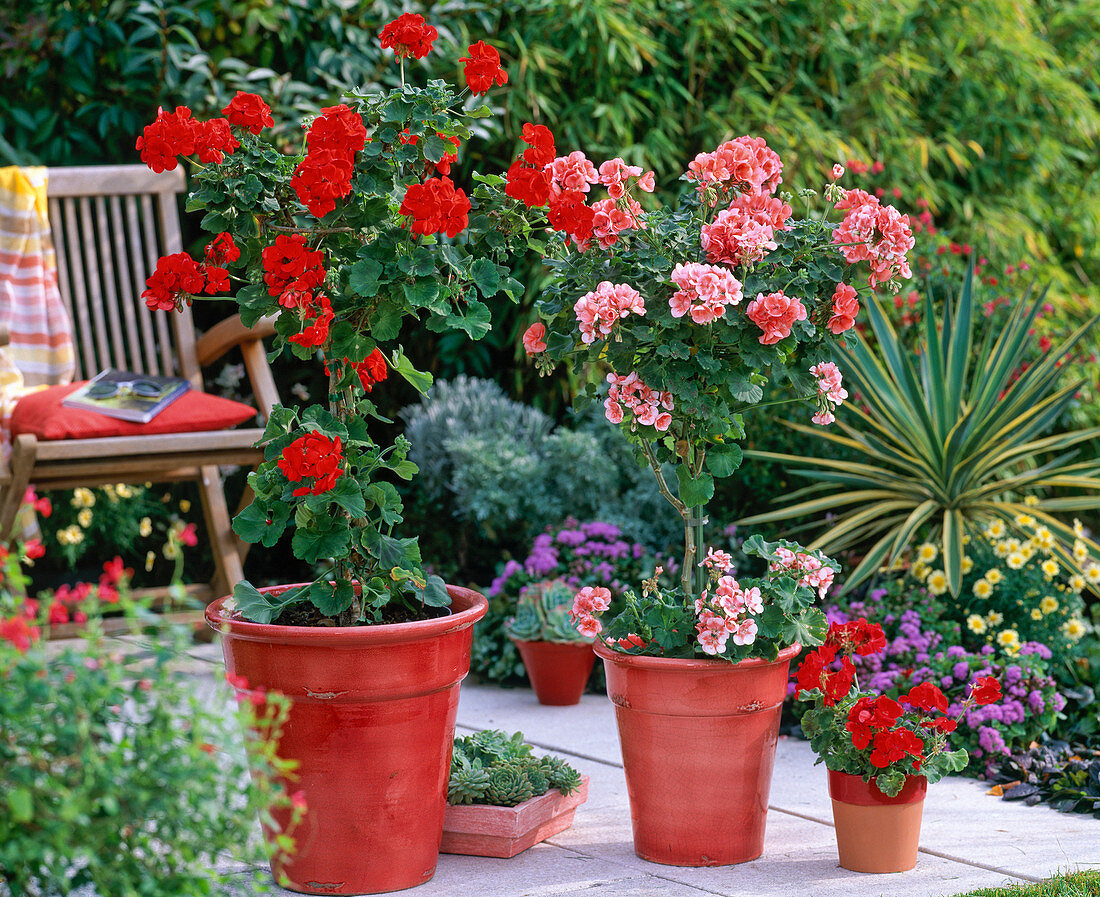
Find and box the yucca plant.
[740,269,1100,595]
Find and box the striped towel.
[0,166,76,456]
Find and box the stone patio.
[126,635,1100,897]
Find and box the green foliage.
[0,614,295,896]
[504,578,588,644]
[742,270,1100,594]
[447,729,582,807]
[947,869,1100,897]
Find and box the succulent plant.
[504,579,588,644]
[448,729,582,807]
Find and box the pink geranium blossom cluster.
[570,585,612,637]
[729,189,793,231]
[590,197,646,250]
[745,291,807,344]
[699,207,779,266]
[669,262,743,324]
[574,280,646,344]
[827,282,860,334]
[834,188,915,287]
[685,136,783,203]
[809,361,848,425]
[547,150,600,194]
[700,547,734,573]
[604,371,674,431]
[694,575,763,655]
[769,547,836,598]
[598,158,656,199]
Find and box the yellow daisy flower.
[1069,574,1086,593]
[986,520,1006,539]
[77,509,93,528]
[1074,518,1086,538]
[911,560,930,581]
[1006,552,1027,570]
[1040,595,1059,614]
[967,615,988,634]
[116,484,133,499]
[139,517,153,538]
[961,556,974,575]
[917,543,938,563]
[926,570,949,595]
[1032,527,1054,550]
[972,579,994,600]
[1024,495,1040,507]
[1074,541,1089,563]
[996,629,1020,648]
[1085,565,1100,585]
[987,611,1004,627]
[1014,513,1035,527]
[1030,608,1043,621]
[71,487,95,508]
[1041,559,1059,578]
[986,569,1004,585]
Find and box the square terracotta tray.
[440,775,590,858]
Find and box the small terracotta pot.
[510,638,595,705]
[594,640,800,866]
[828,769,927,873]
[207,585,486,895]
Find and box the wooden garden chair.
[0,164,278,604]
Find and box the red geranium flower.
[0,616,40,652]
[925,717,958,733]
[869,727,924,770]
[794,645,851,706]
[350,349,388,392]
[903,681,949,713]
[205,232,240,266]
[520,122,556,167]
[505,160,552,208]
[194,118,239,164]
[136,106,200,172]
[399,177,471,238]
[970,676,1002,706]
[825,618,886,657]
[379,13,438,60]
[288,294,335,349]
[846,695,903,749]
[400,130,461,176]
[142,252,205,312]
[460,41,508,94]
[547,190,595,246]
[222,91,274,134]
[278,431,344,497]
[261,233,326,304]
[522,323,547,355]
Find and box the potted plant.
[442,729,588,857]
[504,579,596,705]
[796,618,1004,873]
[135,14,546,895]
[520,145,913,865]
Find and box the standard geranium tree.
[136,14,548,626]
[519,144,915,658]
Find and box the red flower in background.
[399,177,471,238]
[142,252,205,312]
[0,616,40,652]
[505,160,552,208]
[222,91,274,134]
[379,13,438,60]
[903,681,949,714]
[288,294,335,348]
[278,431,344,497]
[23,539,45,560]
[521,123,555,167]
[970,677,1002,706]
[825,618,886,657]
[350,349,388,392]
[460,41,508,94]
[262,234,326,305]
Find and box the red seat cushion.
[10,382,258,441]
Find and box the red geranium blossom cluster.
[141,232,239,312]
[327,349,389,392]
[399,177,472,238]
[603,370,674,432]
[278,431,343,497]
[569,585,612,638]
[685,136,783,202]
[744,290,808,345]
[222,91,274,134]
[291,104,369,218]
[573,280,646,344]
[136,106,239,173]
[824,616,886,656]
[827,282,860,335]
[460,40,508,94]
[505,123,557,208]
[261,233,326,309]
[288,294,334,349]
[669,262,743,324]
[833,188,915,287]
[379,13,438,60]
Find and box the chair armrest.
[195,314,277,367]
[0,323,9,348]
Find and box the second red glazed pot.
[594,640,800,866]
[206,584,487,895]
[510,638,595,705]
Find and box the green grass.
[953,870,1100,896]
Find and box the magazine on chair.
[62,369,191,424]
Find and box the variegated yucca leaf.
[739,269,1100,595]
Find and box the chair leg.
[0,434,38,542]
[198,464,244,598]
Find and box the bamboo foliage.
[739,268,1100,595]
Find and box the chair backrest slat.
[45,165,193,385]
[122,195,162,375]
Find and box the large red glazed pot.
[206,584,487,895]
[593,640,800,866]
[510,638,596,706]
[828,769,927,873]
